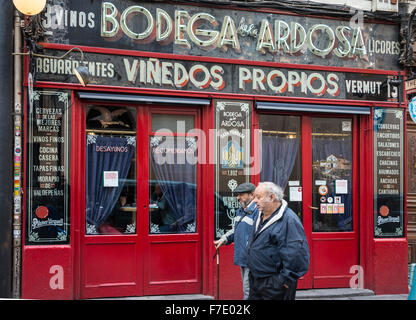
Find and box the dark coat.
[247,200,310,286]
[221,201,259,267]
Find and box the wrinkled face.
[253,185,274,214]
[237,192,252,208]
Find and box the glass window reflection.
[259,115,303,221]
[85,106,137,235]
[149,135,198,234]
[312,118,353,232]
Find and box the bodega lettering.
[101,2,367,58]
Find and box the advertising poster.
[26,90,70,244]
[373,108,404,237]
[214,100,251,239]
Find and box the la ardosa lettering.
[100,2,368,59]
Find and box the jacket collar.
[245,200,256,212]
[255,199,288,235]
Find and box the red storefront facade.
[21,0,408,299]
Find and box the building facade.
[406,108,416,263]
[402,0,416,265]
[0,1,15,299]
[14,0,410,299]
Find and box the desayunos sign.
[41,0,401,70]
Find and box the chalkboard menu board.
[214,100,251,239]
[373,108,404,237]
[26,90,70,244]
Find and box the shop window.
[312,118,353,232]
[151,113,195,132]
[85,105,137,235]
[259,115,303,221]
[149,113,197,234]
[86,105,136,131]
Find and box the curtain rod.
[86,129,136,135]
[261,130,350,137]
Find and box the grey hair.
[258,182,284,202]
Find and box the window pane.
[85,106,137,235]
[86,105,136,132]
[149,136,197,234]
[312,118,353,232]
[152,114,195,133]
[259,115,302,222]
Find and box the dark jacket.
[247,199,310,286]
[220,201,259,267]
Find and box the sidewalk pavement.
[295,288,408,300]
[91,288,409,300]
[1,289,409,300]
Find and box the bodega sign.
[42,0,400,70]
[99,3,367,58]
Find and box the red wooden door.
[142,107,202,295]
[305,115,359,288]
[79,103,140,299]
[257,113,359,289]
[79,103,202,299]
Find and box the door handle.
[308,205,319,210]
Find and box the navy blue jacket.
[247,200,310,286]
[220,201,259,267]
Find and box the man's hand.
[283,284,289,289]
[214,239,225,249]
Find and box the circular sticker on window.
[327,197,333,203]
[318,185,328,196]
[320,196,326,203]
[35,206,49,219]
[379,205,390,217]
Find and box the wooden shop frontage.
[21,0,408,299]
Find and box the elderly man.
[247,182,309,300]
[214,182,259,300]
